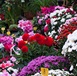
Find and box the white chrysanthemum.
[53,22,58,25]
[62,30,77,55]
[66,15,72,18]
[61,18,65,22]
[48,30,56,37]
[50,10,60,18]
[33,69,71,76]
[50,18,57,25]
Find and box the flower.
[0,36,13,45]
[45,37,54,46]
[17,56,69,76]
[4,44,13,52]
[18,20,33,33]
[18,40,26,49]
[22,33,29,41]
[44,25,49,32]
[37,35,45,45]
[15,36,23,43]
[6,31,11,36]
[10,57,16,62]
[21,46,28,53]
[28,35,35,42]
[0,14,5,20]
[0,43,4,48]
[46,18,51,24]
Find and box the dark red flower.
[0,14,5,20]
[34,33,42,41]
[28,35,35,42]
[4,44,13,52]
[21,46,28,53]
[0,56,11,63]
[45,36,54,46]
[46,18,51,24]
[18,40,25,49]
[44,25,49,32]
[22,33,29,41]
[37,35,46,45]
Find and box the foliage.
[25,0,58,14]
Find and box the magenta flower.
[18,20,33,33]
[0,36,13,45]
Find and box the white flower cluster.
[32,69,72,76]
[62,30,77,56]
[50,8,70,26]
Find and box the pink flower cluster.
[0,57,17,76]
[41,6,65,15]
[0,36,13,45]
[0,61,14,69]
[64,17,77,25]
[18,20,33,33]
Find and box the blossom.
[4,44,13,52]
[45,37,54,46]
[61,18,65,22]
[0,43,4,48]
[15,36,23,43]
[0,14,5,20]
[17,56,69,76]
[38,19,43,24]
[18,20,33,33]
[18,40,26,49]
[22,33,29,41]
[0,36,13,45]
[46,18,51,24]
[44,25,49,32]
[21,46,28,53]
[28,35,35,42]
[10,57,16,62]
[41,7,50,15]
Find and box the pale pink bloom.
[10,57,16,62]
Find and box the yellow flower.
[11,34,16,38]
[33,27,37,31]
[1,27,5,31]
[7,31,11,35]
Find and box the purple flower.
[17,56,69,76]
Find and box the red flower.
[0,14,5,20]
[1,63,6,69]
[45,36,54,46]
[21,46,28,53]
[37,35,46,45]
[28,35,35,42]
[22,33,29,41]
[4,44,13,52]
[46,18,50,24]
[44,25,49,32]
[0,56,11,63]
[18,40,25,49]
[34,33,42,41]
